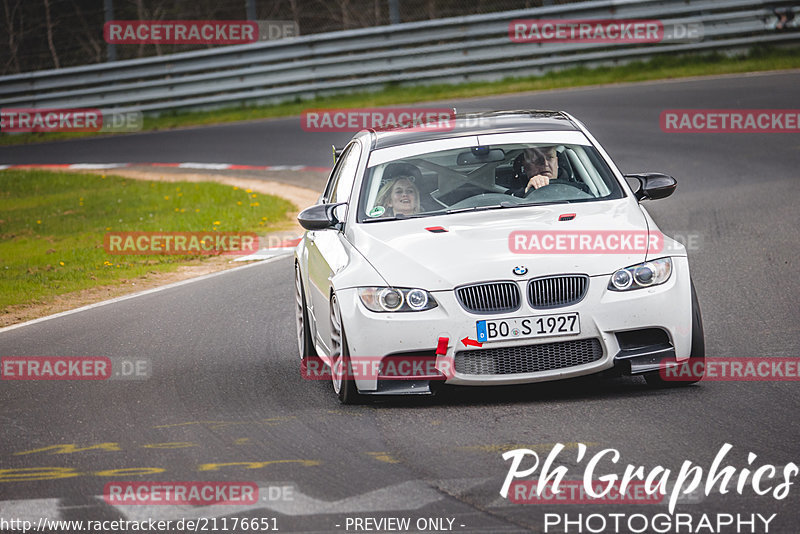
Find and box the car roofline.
[355,110,578,150]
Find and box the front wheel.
[330,293,362,404]
[645,280,705,387]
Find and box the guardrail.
[1,0,798,114]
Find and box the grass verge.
[2,46,799,146]
[0,169,294,310]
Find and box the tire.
[645,280,705,387]
[330,293,362,404]
[295,263,319,376]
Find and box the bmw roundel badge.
[513,265,528,276]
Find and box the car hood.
[349,199,655,290]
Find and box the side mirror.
[625,173,677,201]
[298,202,345,231]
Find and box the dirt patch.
[2,167,324,328]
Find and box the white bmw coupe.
[295,111,704,403]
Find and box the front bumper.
[336,257,692,393]
[613,343,678,375]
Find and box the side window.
[322,148,348,202]
[324,143,360,204]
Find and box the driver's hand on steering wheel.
[524,174,551,193]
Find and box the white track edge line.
[0,255,291,334]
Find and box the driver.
[509,146,560,197]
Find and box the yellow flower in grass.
[245,189,252,193]
[36,220,41,224]
[59,261,65,266]
[237,201,243,206]
[164,195,170,200]
[213,221,221,226]
[251,194,257,198]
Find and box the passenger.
[376,176,420,217]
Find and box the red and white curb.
[0,162,330,172]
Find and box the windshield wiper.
[445,201,520,214]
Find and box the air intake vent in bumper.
[455,338,603,375]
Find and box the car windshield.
[357,142,624,222]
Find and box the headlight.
[609,257,672,291]
[358,287,438,312]
[378,288,403,310]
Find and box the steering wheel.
[523,180,591,198]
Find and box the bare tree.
[2,0,22,73]
[427,0,436,20]
[338,0,351,29]
[70,0,102,64]
[42,0,60,68]
[135,0,146,58]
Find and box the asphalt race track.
[1,72,799,533]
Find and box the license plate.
[476,313,580,343]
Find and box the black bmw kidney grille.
[455,338,603,375]
[456,282,520,313]
[528,275,589,308]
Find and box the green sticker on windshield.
[369,206,386,217]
